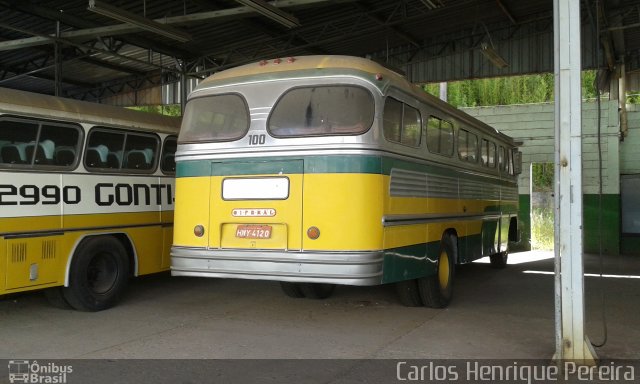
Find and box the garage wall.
[462,101,621,255]
[619,104,640,254]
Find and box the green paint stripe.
[177,155,517,189]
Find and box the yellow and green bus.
[0,88,180,311]
[171,55,521,307]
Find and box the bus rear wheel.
[395,279,423,307]
[418,233,456,308]
[279,282,305,298]
[490,251,508,269]
[299,283,335,299]
[63,236,129,311]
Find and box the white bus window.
[0,119,38,165]
[426,117,454,156]
[0,118,80,168]
[85,130,124,169]
[458,129,478,163]
[123,133,158,171]
[269,86,374,137]
[161,136,177,174]
[180,94,249,143]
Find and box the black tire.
[418,233,456,308]
[280,282,306,298]
[299,283,335,299]
[490,251,508,269]
[395,279,423,307]
[44,287,73,310]
[63,236,129,311]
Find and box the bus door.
[4,173,63,290]
[209,160,304,251]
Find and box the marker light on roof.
[287,57,296,63]
[273,58,282,64]
[259,60,268,66]
[375,73,383,81]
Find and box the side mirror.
[513,150,522,175]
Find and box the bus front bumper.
[170,246,384,286]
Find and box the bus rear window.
[268,86,374,137]
[179,94,249,143]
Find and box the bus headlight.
[194,225,205,237]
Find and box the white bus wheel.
[299,283,335,299]
[418,233,456,308]
[279,282,305,298]
[395,279,423,307]
[63,236,129,311]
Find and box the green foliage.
[423,71,605,107]
[128,105,182,116]
[532,163,554,192]
[531,207,554,251]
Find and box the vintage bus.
[171,55,521,308]
[0,87,180,311]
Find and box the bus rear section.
[171,155,386,286]
[171,55,520,307]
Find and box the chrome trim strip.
[383,212,505,227]
[170,247,384,286]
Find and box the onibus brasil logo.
[8,360,72,383]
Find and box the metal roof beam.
[0,0,340,52]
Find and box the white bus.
[0,87,180,311]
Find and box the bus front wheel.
[63,236,130,311]
[418,233,456,308]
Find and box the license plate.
[235,225,272,239]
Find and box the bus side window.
[481,139,496,168]
[161,136,177,174]
[0,118,80,168]
[383,98,403,142]
[123,133,159,171]
[86,130,125,170]
[458,129,478,163]
[383,97,421,148]
[498,145,506,171]
[426,117,453,156]
[0,119,38,165]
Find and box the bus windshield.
[179,94,249,143]
[268,85,374,137]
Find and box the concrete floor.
[0,251,638,382]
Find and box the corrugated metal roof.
[0,0,638,101]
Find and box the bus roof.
[197,55,516,146]
[0,87,181,134]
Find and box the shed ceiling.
[0,0,638,102]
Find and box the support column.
[553,0,597,364]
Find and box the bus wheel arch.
[62,234,133,311]
[418,231,457,308]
